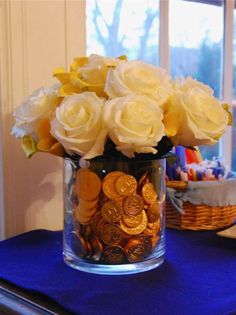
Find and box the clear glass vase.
[63,156,166,275]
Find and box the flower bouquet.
[12,54,231,274]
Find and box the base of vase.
[63,250,165,275]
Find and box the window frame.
[158,0,234,168]
[221,0,234,167]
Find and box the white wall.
[0,0,86,239]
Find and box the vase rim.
[64,152,171,163]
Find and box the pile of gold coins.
[72,168,162,264]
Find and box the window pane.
[86,0,159,64]
[233,4,236,171]
[233,7,236,97]
[232,107,236,171]
[170,0,224,160]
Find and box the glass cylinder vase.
[63,156,166,275]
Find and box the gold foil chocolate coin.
[76,169,101,201]
[144,220,160,236]
[126,243,146,263]
[99,223,122,245]
[96,218,108,236]
[122,211,144,228]
[138,172,149,188]
[134,234,152,249]
[101,200,123,223]
[99,193,109,208]
[84,239,93,258]
[148,219,160,232]
[76,234,89,258]
[142,182,157,204]
[120,210,147,235]
[115,174,137,196]
[91,211,103,235]
[91,236,103,261]
[151,235,160,248]
[147,202,160,223]
[102,171,124,200]
[125,234,152,262]
[81,224,92,240]
[102,245,126,264]
[71,232,87,258]
[74,203,97,225]
[124,195,144,216]
[80,198,98,210]
[143,227,154,237]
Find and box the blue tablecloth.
[0,229,235,315]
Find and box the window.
[232,5,236,169]
[86,0,235,170]
[86,0,160,63]
[169,0,224,160]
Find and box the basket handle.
[166,181,188,191]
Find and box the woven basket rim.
[166,180,236,230]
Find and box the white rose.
[51,92,107,159]
[163,79,229,146]
[105,60,173,105]
[173,76,213,95]
[12,85,59,139]
[104,94,165,158]
[78,54,122,86]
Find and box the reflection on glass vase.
[63,156,166,275]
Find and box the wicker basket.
[166,181,236,230]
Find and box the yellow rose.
[37,119,64,157]
[173,76,213,94]
[54,54,123,98]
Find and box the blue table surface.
[0,228,235,315]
